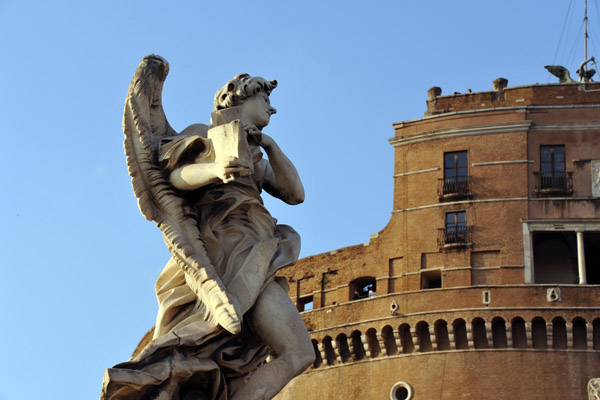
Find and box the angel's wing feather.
[123,55,242,334]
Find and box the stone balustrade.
[308,315,600,368]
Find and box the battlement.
[425,80,600,117]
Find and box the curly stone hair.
[213,73,277,112]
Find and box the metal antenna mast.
[585,0,589,60]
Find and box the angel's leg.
[230,280,315,400]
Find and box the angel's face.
[241,92,277,130]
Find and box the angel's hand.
[246,127,276,150]
[215,157,252,183]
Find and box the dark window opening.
[491,318,508,349]
[552,317,568,349]
[472,318,488,349]
[584,232,600,284]
[593,319,600,350]
[311,339,322,368]
[382,325,398,355]
[573,318,588,349]
[531,317,547,349]
[351,330,366,360]
[399,324,414,353]
[297,295,313,312]
[393,387,409,400]
[434,320,451,351]
[322,336,335,366]
[349,277,376,300]
[452,319,468,350]
[335,334,351,363]
[422,269,442,289]
[416,322,432,352]
[511,318,527,349]
[366,328,381,357]
[533,231,578,284]
[439,151,471,199]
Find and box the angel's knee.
[278,335,315,374]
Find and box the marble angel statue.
[101,55,314,400]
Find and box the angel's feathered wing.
[123,54,242,334]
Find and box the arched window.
[322,336,336,366]
[416,321,432,352]
[434,320,451,351]
[552,317,567,349]
[366,328,381,358]
[350,330,366,361]
[491,317,507,349]
[399,323,414,354]
[531,317,547,349]
[349,276,376,300]
[381,325,398,355]
[573,317,588,349]
[312,339,323,368]
[452,319,468,350]
[511,317,527,349]
[593,318,600,350]
[335,333,351,363]
[472,318,488,349]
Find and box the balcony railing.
[533,171,573,195]
[437,176,472,200]
[437,226,472,247]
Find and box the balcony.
[438,226,472,248]
[533,171,573,196]
[438,176,472,200]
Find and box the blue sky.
[1,1,598,398]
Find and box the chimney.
[427,86,442,100]
[493,78,508,91]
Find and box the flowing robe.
[101,134,300,400]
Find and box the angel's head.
[213,74,278,130]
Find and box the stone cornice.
[392,104,600,127]
[530,122,600,131]
[389,121,532,147]
[392,197,528,213]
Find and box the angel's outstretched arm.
[169,158,252,191]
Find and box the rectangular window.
[421,269,442,289]
[444,151,468,180]
[445,211,467,244]
[298,295,313,312]
[540,145,566,178]
[440,151,470,198]
[538,145,570,193]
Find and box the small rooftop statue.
[100,55,314,400]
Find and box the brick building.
[275,80,600,399]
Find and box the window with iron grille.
[440,151,470,198]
